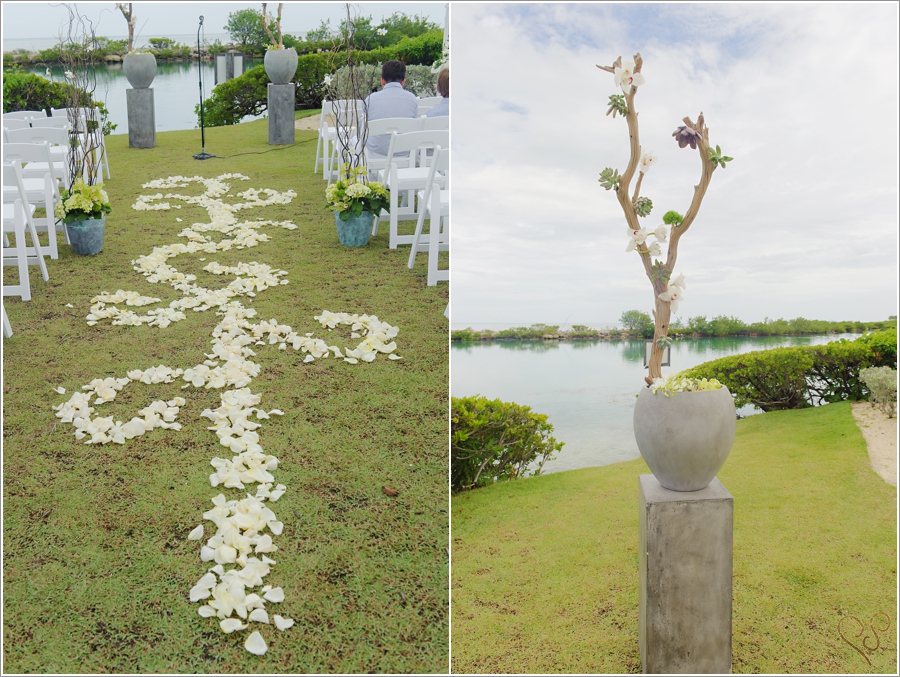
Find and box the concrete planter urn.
[264,48,298,84]
[633,386,736,491]
[123,52,157,89]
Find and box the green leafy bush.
[452,396,564,492]
[859,366,897,418]
[2,72,116,136]
[681,329,898,411]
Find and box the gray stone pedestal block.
[126,88,156,149]
[267,83,295,145]
[639,475,733,674]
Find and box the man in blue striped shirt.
[364,60,418,157]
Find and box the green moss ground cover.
[451,402,897,674]
[3,120,448,673]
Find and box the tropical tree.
[224,8,271,53]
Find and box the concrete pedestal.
[126,88,156,149]
[639,475,733,674]
[267,83,295,145]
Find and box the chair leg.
[2,303,12,338]
[408,187,431,269]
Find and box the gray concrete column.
[126,88,156,149]
[639,474,733,674]
[267,83,295,146]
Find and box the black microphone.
[199,15,204,26]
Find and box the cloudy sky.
[451,2,899,329]
[0,2,447,48]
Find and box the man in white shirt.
[364,60,418,157]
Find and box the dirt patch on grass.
[295,114,321,131]
[851,402,897,486]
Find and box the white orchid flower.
[638,150,657,173]
[658,285,684,314]
[613,60,645,93]
[670,272,686,290]
[648,241,662,257]
[653,225,668,242]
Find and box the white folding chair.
[4,127,73,185]
[2,302,12,338]
[2,199,48,302]
[416,96,442,117]
[29,116,72,131]
[408,147,449,269]
[373,130,448,249]
[363,117,420,177]
[3,149,64,259]
[425,179,449,286]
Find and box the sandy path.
[295,114,321,131]
[851,402,897,486]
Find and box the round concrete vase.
[66,215,106,255]
[123,53,157,88]
[264,48,298,84]
[334,210,372,247]
[633,385,736,491]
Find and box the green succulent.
[633,196,653,217]
[606,94,628,118]
[598,167,621,191]
[708,145,734,169]
[662,210,683,226]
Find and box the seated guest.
[364,60,418,157]
[425,67,449,118]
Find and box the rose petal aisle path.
[2,117,448,674]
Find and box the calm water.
[27,58,263,133]
[451,334,859,474]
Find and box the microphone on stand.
[194,14,214,159]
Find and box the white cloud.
[451,2,899,327]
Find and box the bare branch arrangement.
[261,3,284,49]
[597,53,732,384]
[58,4,107,190]
[324,3,369,181]
[114,3,135,53]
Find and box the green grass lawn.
[451,402,897,674]
[3,120,448,673]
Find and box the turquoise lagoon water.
[23,58,263,134]
[450,334,859,474]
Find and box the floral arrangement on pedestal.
[598,52,736,491]
[597,52,733,387]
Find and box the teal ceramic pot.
[67,215,106,255]
[334,210,372,247]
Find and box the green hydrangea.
[56,179,112,223]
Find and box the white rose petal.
[188,525,204,540]
[273,614,295,631]
[244,631,267,655]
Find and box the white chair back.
[3,119,32,131]
[3,110,43,120]
[30,117,72,131]
[367,117,421,137]
[420,116,449,131]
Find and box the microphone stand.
[194,15,214,159]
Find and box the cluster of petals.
[314,311,402,363]
[658,273,687,314]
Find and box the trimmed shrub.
[452,396,564,492]
[859,367,898,418]
[681,329,898,411]
[2,72,115,134]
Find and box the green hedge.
[196,30,444,127]
[2,72,115,135]
[680,329,898,411]
[451,396,564,492]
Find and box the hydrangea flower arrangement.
[54,178,112,223]
[325,165,390,221]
